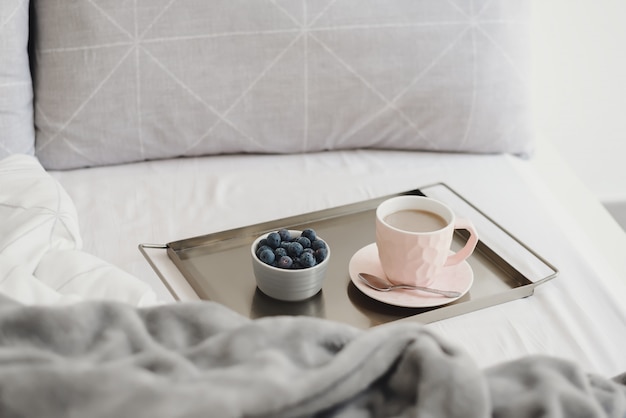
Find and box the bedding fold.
[0,294,624,418]
[0,154,157,305]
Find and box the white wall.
[531,0,626,203]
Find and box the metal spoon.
[358,273,461,298]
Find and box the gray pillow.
[31,1,533,170]
[0,0,35,160]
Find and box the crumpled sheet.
[0,294,623,418]
[0,154,157,305]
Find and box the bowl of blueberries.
[251,228,330,301]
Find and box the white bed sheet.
[49,146,626,378]
[0,155,158,306]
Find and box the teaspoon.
[358,273,461,298]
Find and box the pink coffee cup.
[375,196,478,287]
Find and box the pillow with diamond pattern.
[31,0,533,169]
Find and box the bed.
[1,1,626,416]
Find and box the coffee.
[376,196,478,286]
[384,209,448,232]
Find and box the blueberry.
[266,232,281,249]
[299,252,316,268]
[257,247,275,265]
[278,228,291,242]
[287,242,304,258]
[296,236,311,248]
[301,228,316,241]
[314,247,328,263]
[274,247,288,258]
[311,239,326,251]
[256,228,325,270]
[277,255,293,269]
[256,244,272,254]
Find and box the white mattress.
[46,144,626,378]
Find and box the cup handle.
[444,218,478,267]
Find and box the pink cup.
[375,196,478,287]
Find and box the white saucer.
[348,243,473,308]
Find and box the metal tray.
[146,183,558,327]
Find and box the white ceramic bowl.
[250,230,330,301]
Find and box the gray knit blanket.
[0,294,624,418]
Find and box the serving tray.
[144,183,558,327]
